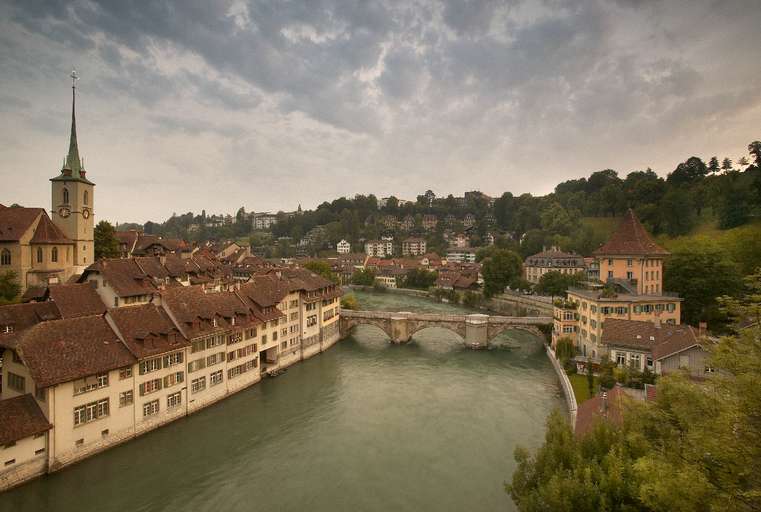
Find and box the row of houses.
[0,264,341,491]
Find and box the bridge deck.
[340,310,552,325]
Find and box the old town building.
[552,210,682,362]
[0,265,341,491]
[523,247,586,284]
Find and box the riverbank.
[0,291,561,512]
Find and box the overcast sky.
[1,0,760,224]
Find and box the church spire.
[63,69,82,176]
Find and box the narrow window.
[0,249,9,266]
[51,247,58,263]
[36,247,43,263]
[83,190,89,205]
[63,188,69,204]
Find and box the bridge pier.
[465,314,489,349]
[390,313,412,343]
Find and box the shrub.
[462,291,484,309]
[599,373,616,390]
[340,294,359,310]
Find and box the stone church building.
[0,77,94,293]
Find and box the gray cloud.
[0,0,760,223]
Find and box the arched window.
[0,249,10,265]
[63,188,69,204]
[36,247,43,263]
[51,247,58,263]
[83,190,89,205]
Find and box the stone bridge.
[339,310,552,349]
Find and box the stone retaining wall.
[545,345,578,429]
[0,456,47,492]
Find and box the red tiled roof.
[108,304,189,359]
[47,283,107,319]
[0,207,44,242]
[0,302,62,349]
[81,258,158,298]
[18,316,136,388]
[161,285,259,336]
[575,385,626,438]
[0,395,51,445]
[29,213,72,245]
[593,209,669,256]
[601,318,699,360]
[134,256,170,280]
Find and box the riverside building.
[552,209,682,363]
[0,78,343,492]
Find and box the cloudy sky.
[1,0,759,224]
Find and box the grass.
[568,372,598,403]
[581,216,619,242]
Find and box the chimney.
[698,322,707,338]
[601,391,608,415]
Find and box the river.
[0,290,563,512]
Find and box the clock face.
[58,207,70,218]
[82,208,90,219]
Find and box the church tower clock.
[50,70,95,268]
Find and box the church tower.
[50,71,95,268]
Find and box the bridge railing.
[341,310,552,325]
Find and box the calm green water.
[0,291,562,512]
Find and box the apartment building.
[523,247,586,284]
[552,209,682,362]
[401,238,427,256]
[365,240,393,257]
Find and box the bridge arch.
[486,323,545,342]
[407,321,467,342]
[340,317,394,341]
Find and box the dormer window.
[2,325,14,334]
[213,318,218,327]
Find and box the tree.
[667,156,708,185]
[519,230,547,259]
[663,238,743,326]
[749,140,761,166]
[0,270,21,304]
[508,278,761,511]
[303,260,338,284]
[717,175,753,229]
[737,156,750,169]
[535,271,585,297]
[403,268,437,290]
[707,156,720,173]
[481,249,523,298]
[351,268,376,286]
[555,337,575,363]
[659,188,696,237]
[721,157,733,172]
[94,220,120,260]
